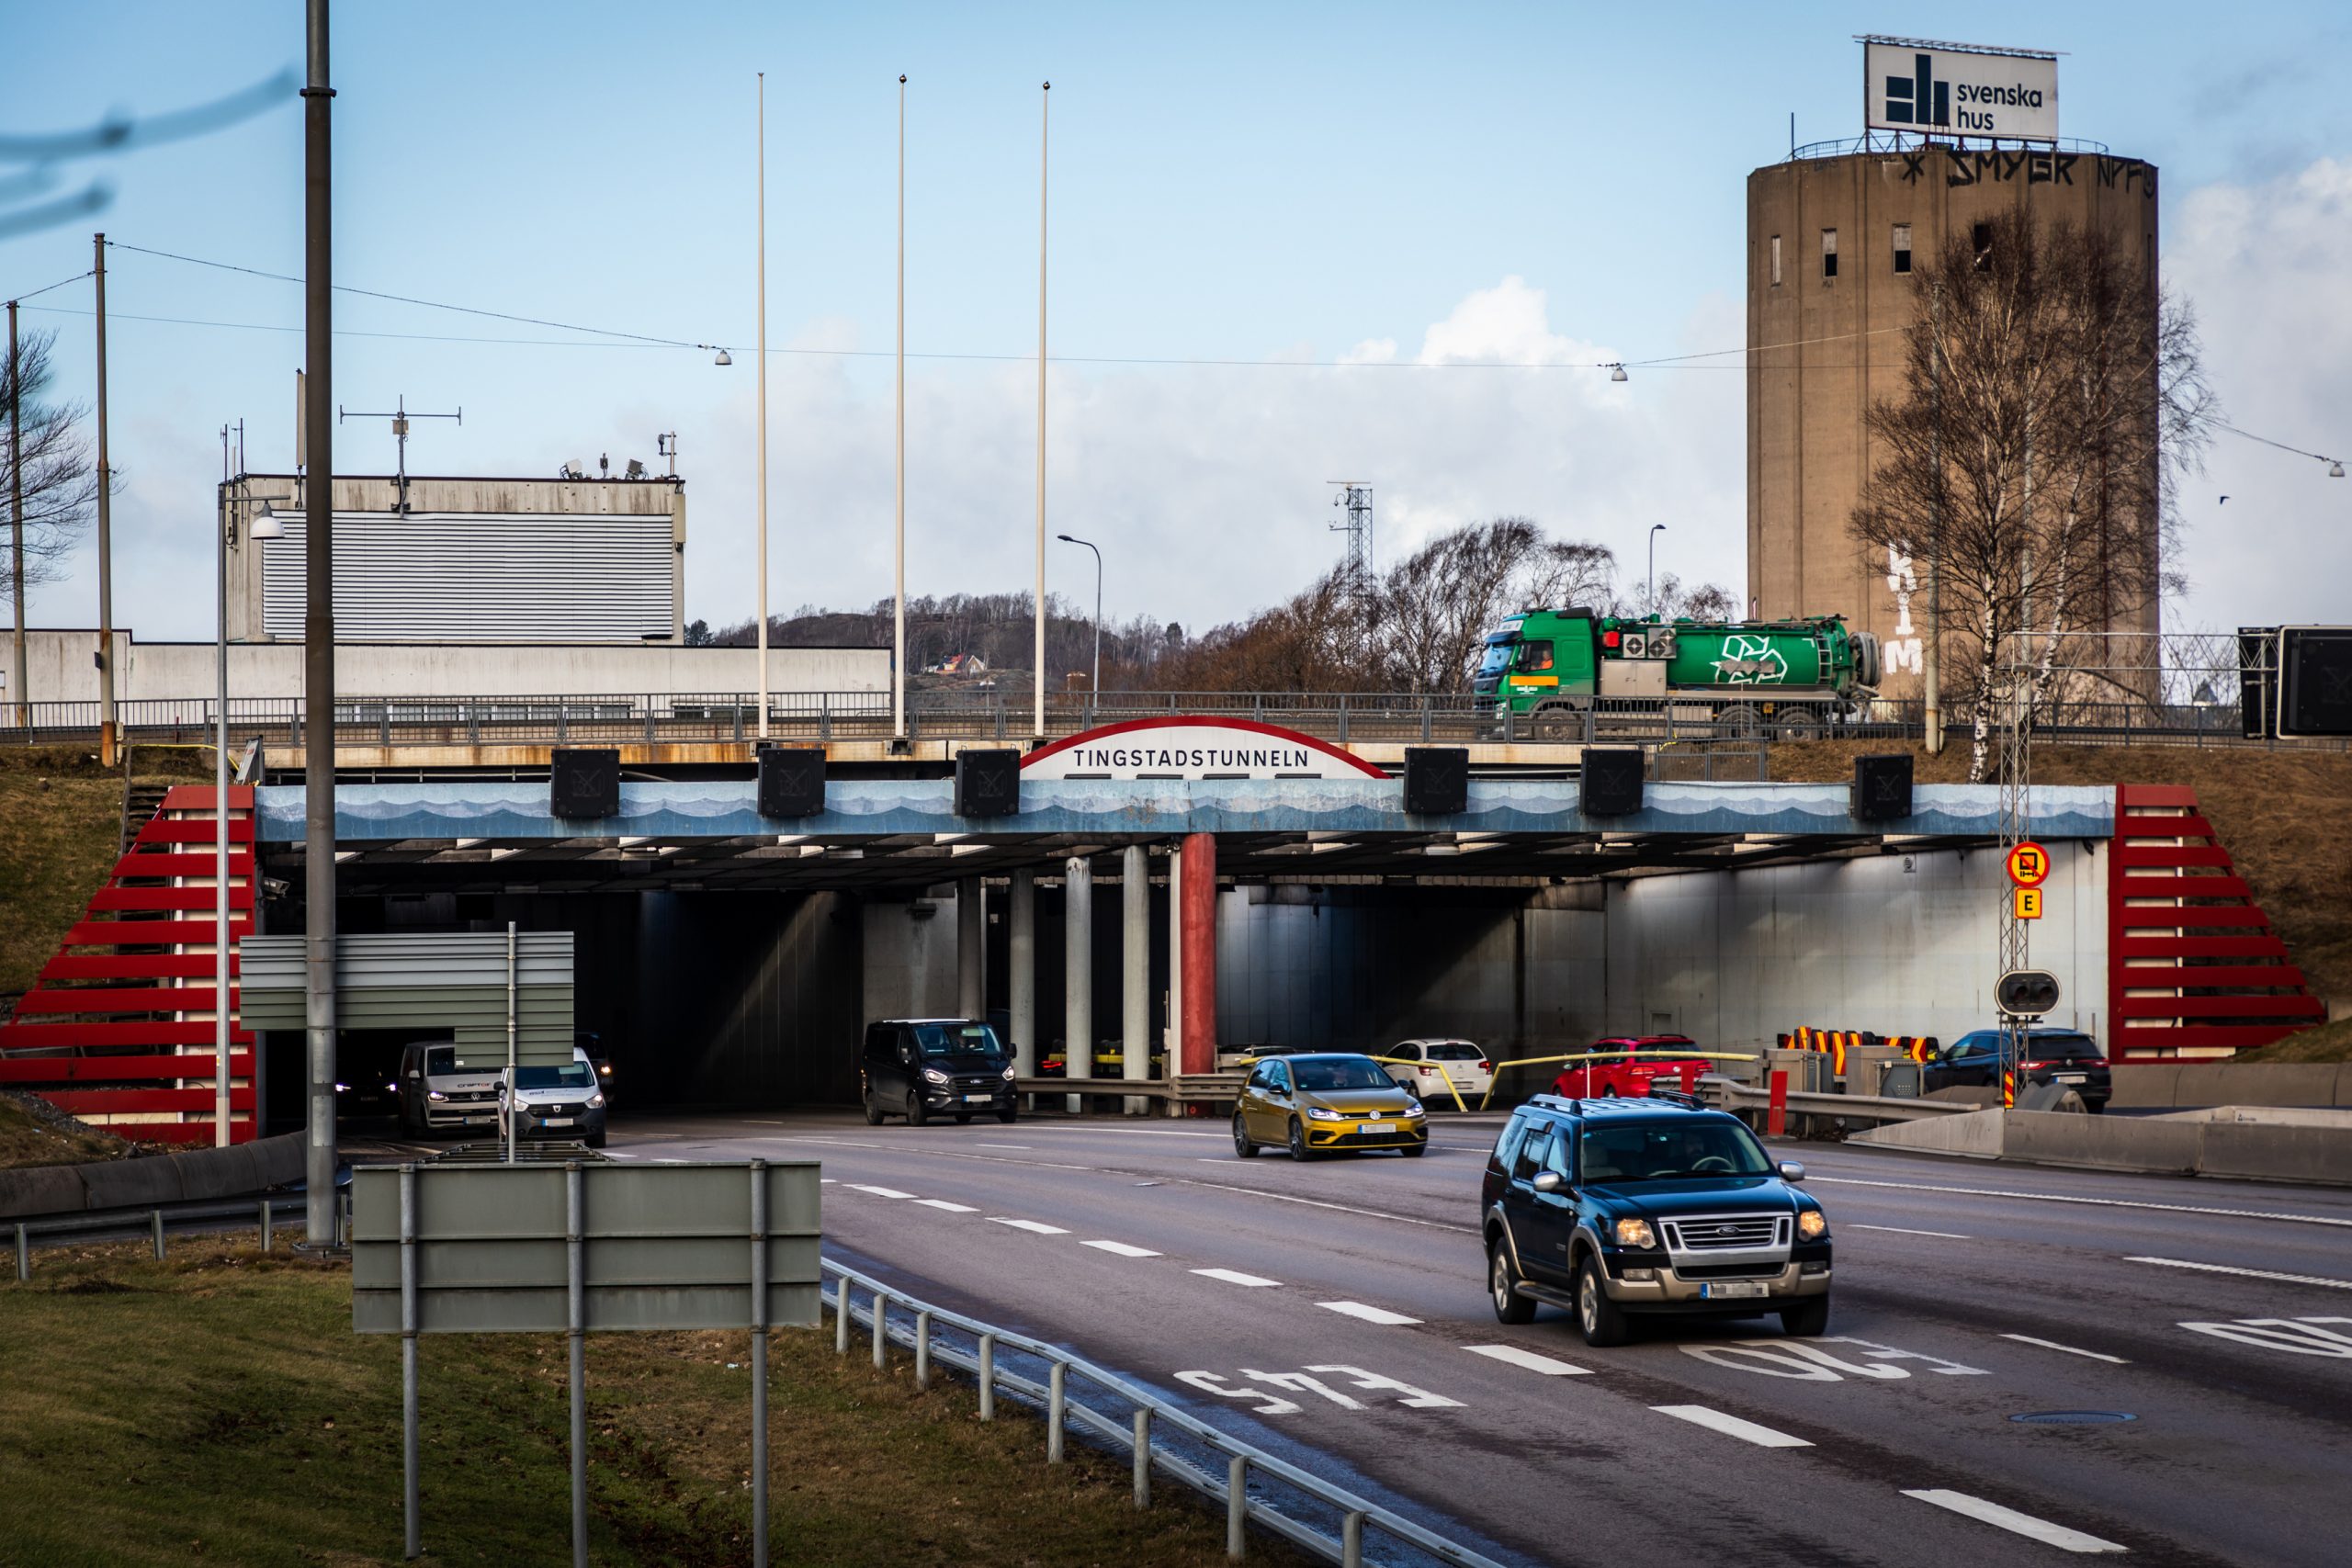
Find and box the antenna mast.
[338,392,461,513]
[1327,480,1374,589]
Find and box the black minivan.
[862,1018,1020,1125]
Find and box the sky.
[2,1,2347,649]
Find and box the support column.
[1164,848,1183,1114]
[957,876,984,1021]
[1179,833,1217,1078]
[1122,844,1149,1116]
[1009,867,1036,1083]
[1064,855,1092,1114]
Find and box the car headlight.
[426,1089,447,1101]
[1614,1217,1657,1249]
[587,1093,605,1110]
[1001,1065,1018,1080]
[1402,1102,1425,1117]
[922,1067,951,1085]
[1798,1210,1828,1241]
[1305,1106,1344,1122]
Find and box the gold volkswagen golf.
[1233,1053,1429,1160]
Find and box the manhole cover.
[2010,1411,2137,1425]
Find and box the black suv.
[1481,1096,1831,1347]
[1925,1029,2110,1111]
[861,1019,1019,1125]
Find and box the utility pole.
[301,0,339,1249]
[92,233,115,765]
[1996,630,2030,1108]
[755,72,771,742]
[1033,81,1049,739]
[1923,283,1944,754]
[7,299,25,728]
[893,74,906,740]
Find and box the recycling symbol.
[1713,634,1790,685]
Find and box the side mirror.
[1532,1170,1566,1194]
[1778,1160,1806,1182]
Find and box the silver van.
[396,1041,503,1137]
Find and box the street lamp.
[1056,533,1102,700]
[1647,524,1667,615]
[215,487,283,1145]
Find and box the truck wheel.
[1781,1296,1831,1337]
[1576,1254,1630,1348]
[1531,704,1581,741]
[1489,1240,1537,1325]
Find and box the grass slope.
[0,1092,130,1170]
[0,1239,1300,1568]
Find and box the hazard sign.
[2006,841,2052,889]
[2014,886,2044,920]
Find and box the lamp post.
[1647,524,1667,615]
[1056,533,1101,699]
[218,485,282,1145]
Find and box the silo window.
[1821,229,1838,279]
[1770,234,1781,287]
[1893,224,1913,273]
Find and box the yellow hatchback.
[1233,1053,1430,1160]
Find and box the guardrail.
[9,1189,350,1279]
[1702,1076,1973,1126]
[820,1257,1511,1568]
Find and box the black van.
[862,1018,1020,1126]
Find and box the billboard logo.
[1864,39,2058,143]
[1883,53,1949,130]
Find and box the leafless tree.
[5,325,101,615]
[1626,571,1740,623]
[1378,518,1617,693]
[1849,211,2206,779]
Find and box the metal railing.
[10,1190,347,1277]
[821,1257,1513,1568]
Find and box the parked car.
[1233,1053,1427,1160]
[396,1040,502,1137]
[1925,1029,2110,1111]
[1482,1095,1832,1347]
[1549,1035,1712,1100]
[575,1030,616,1105]
[497,1047,607,1147]
[862,1019,1018,1125]
[1379,1040,1494,1105]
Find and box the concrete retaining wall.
[0,1133,306,1220]
[1849,1110,2352,1185]
[2110,1062,2352,1110]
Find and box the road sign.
[2013,887,2043,920]
[2006,841,2052,888]
[1996,969,2062,1015]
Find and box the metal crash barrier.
[820,1257,1511,1568]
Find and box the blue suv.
[1481,1096,1831,1347]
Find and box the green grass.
[2231,1014,2352,1064]
[0,1238,1300,1567]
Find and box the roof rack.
[1523,1093,1709,1117]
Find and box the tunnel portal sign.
[1022,717,1388,781]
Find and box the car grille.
[539,1102,588,1117]
[1675,1262,1787,1280]
[953,1076,1001,1091]
[1661,1215,1790,1251]
[447,1090,495,1104]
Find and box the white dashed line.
[1181,1176,1477,1234]
[1317,1301,1421,1325]
[1081,1240,1162,1258]
[1999,1334,2129,1364]
[1462,1345,1591,1376]
[2126,1256,2352,1291]
[1850,1224,1972,1239]
[988,1218,1069,1235]
[913,1199,978,1213]
[819,1178,836,1184]
[974,1143,1032,1150]
[1192,1268,1282,1288]
[846,1184,915,1199]
[1650,1404,1812,1448]
[1809,1174,2352,1229]
[1901,1489,2128,1553]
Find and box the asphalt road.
[591,1107,2352,1568]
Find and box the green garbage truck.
[1472,608,1881,738]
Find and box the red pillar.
[1180,832,1218,1076]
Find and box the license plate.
[1700,1280,1769,1300]
[464,1114,492,1123]
[965,1093,994,1103]
[2055,1074,2086,1084]
[1358,1122,1394,1134]
[545,1116,573,1127]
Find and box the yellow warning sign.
[2014,886,2044,920]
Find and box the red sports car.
[1549,1035,1710,1099]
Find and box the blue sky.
[3,1,2346,644]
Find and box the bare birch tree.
[4,325,102,614]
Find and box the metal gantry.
[1996,632,2033,1105]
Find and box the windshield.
[1426,1043,1484,1061]
[2027,1035,2101,1060]
[514,1065,595,1091]
[1579,1120,1772,1183]
[1476,641,1515,677]
[1294,1057,1397,1092]
[912,1022,1005,1058]
[424,1046,458,1076]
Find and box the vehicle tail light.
[1478,1061,1491,1073]
[1602,629,1623,649]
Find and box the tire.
[1288,1118,1316,1161]
[1531,703,1581,742]
[1233,1114,1261,1158]
[1488,1239,1537,1325]
[907,1091,929,1127]
[996,1107,1019,1124]
[586,1132,606,1150]
[1400,1142,1427,1157]
[1780,1296,1831,1337]
[862,1093,885,1126]
[1575,1253,1630,1348]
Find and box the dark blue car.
[1925,1029,2110,1111]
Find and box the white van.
[395,1041,503,1137]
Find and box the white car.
[497,1047,608,1148]
[1380,1040,1494,1105]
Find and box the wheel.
[1489,1239,1537,1325]
[862,1092,885,1126]
[1575,1253,1630,1348]
[996,1107,1019,1124]
[955,1111,972,1124]
[1233,1114,1261,1158]
[1780,1296,1831,1337]
[1287,1118,1317,1161]
[907,1090,929,1127]
[1400,1143,1427,1157]
[586,1132,606,1149]
[1530,703,1581,741]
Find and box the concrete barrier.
[0,1133,306,1220]
[1850,1109,2352,1186]
[2110,1062,2352,1110]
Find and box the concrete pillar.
[1010,867,1036,1081]
[957,876,985,1021]
[1179,833,1217,1077]
[1123,844,1150,1115]
[1064,856,1092,1114]
[1165,848,1183,1107]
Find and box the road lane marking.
[1650,1404,1812,1448]
[1306,1364,1464,1408]
[1850,1224,1972,1239]
[1317,1301,1421,1325]
[1680,1337,1986,1382]
[2126,1256,2352,1291]
[2177,1317,2352,1357]
[819,1179,836,1184]
[1810,1174,2352,1229]
[974,1143,1032,1149]
[989,1218,1069,1235]
[1463,1345,1592,1376]
[1082,1240,1162,1258]
[1020,1126,1228,1139]
[1174,1371,1300,1416]
[846,1184,915,1199]
[2000,1334,2129,1364]
[1193,1268,1281,1287]
[1900,1490,2127,1553]
[1181,1176,1476,1234]
[913,1199,977,1213]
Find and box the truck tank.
[1602,615,1874,696]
